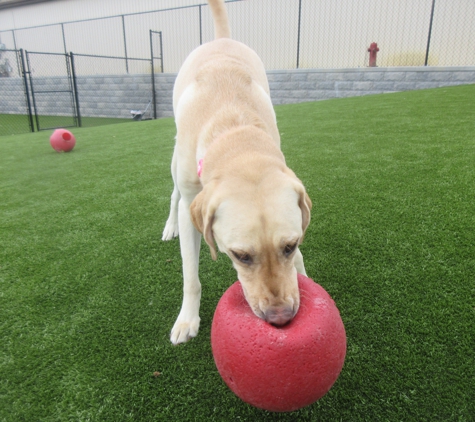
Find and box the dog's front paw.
[162,218,179,241]
[170,316,200,345]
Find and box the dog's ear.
[284,168,312,239]
[296,184,312,237]
[190,185,218,260]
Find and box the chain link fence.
[1,0,474,72]
[71,53,153,123]
[1,0,474,136]
[0,49,33,136]
[25,51,78,131]
[0,49,158,136]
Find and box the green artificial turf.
[1,85,474,421]
[0,114,130,136]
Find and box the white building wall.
[0,0,474,72]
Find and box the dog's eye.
[231,251,253,265]
[284,243,298,257]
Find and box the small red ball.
[211,274,346,412]
[50,129,76,152]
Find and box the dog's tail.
[208,0,231,39]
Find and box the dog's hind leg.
[162,146,180,240]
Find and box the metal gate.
[25,51,79,131]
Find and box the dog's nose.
[265,306,294,326]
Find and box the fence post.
[69,52,82,127]
[121,15,129,73]
[199,4,203,45]
[19,48,34,133]
[150,30,157,120]
[296,0,302,69]
[11,29,18,51]
[24,51,40,132]
[61,23,67,54]
[13,46,22,76]
[425,0,436,66]
[159,31,163,73]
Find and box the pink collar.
[197,158,204,177]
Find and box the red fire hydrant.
[368,42,379,67]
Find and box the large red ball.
[50,129,76,152]
[211,273,346,412]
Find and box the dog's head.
[190,168,312,326]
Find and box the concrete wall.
[1,67,474,120]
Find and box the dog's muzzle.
[265,306,294,326]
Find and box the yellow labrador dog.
[163,0,312,345]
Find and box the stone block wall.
[1,67,474,121]
[76,74,153,119]
[0,78,29,114]
[0,73,173,119]
[150,66,475,118]
[267,66,475,105]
